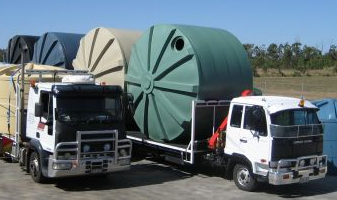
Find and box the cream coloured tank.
[0,63,64,136]
[72,27,142,88]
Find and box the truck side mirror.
[35,102,43,117]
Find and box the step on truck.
[127,91,327,191]
[0,64,132,182]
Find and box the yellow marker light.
[298,98,305,107]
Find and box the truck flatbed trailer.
[127,100,230,164]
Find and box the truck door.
[240,105,270,167]
[37,92,54,152]
[226,104,245,155]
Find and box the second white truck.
[127,92,327,191]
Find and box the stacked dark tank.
[6,35,39,64]
[32,32,84,69]
[5,32,83,70]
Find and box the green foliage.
[243,43,337,75]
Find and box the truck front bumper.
[268,155,327,185]
[268,167,327,185]
[47,157,131,178]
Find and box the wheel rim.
[30,155,39,178]
[237,167,251,187]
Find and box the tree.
[282,43,292,68]
[291,42,302,70]
[266,43,281,70]
[243,44,254,59]
[0,49,5,62]
[328,45,337,61]
[242,42,335,76]
[267,43,278,61]
[252,45,267,72]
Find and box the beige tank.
[72,27,142,87]
[0,63,64,136]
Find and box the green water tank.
[126,24,252,142]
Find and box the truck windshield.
[56,97,121,125]
[270,109,323,138]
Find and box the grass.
[254,76,337,100]
[255,67,337,77]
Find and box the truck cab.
[20,74,132,182]
[225,96,327,190]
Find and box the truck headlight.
[103,143,111,151]
[52,162,72,170]
[310,158,317,166]
[118,149,128,157]
[83,145,90,153]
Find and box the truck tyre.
[29,151,46,183]
[233,163,257,191]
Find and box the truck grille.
[78,130,117,160]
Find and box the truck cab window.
[230,105,243,128]
[41,93,53,121]
[244,106,267,136]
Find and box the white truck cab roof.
[35,75,95,91]
[232,96,317,114]
[35,82,73,92]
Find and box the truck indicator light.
[283,174,290,179]
[30,79,36,88]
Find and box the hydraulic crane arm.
[208,89,253,149]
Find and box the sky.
[0,0,336,52]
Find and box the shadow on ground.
[140,157,337,198]
[255,176,337,198]
[53,160,191,191]
[49,157,337,197]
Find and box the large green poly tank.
[126,24,252,143]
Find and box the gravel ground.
[0,158,337,200]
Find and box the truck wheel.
[233,163,257,191]
[29,151,46,183]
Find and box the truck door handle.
[240,139,247,143]
[36,132,40,138]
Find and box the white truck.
[0,66,132,182]
[127,92,327,191]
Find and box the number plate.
[300,176,309,183]
[91,169,102,173]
